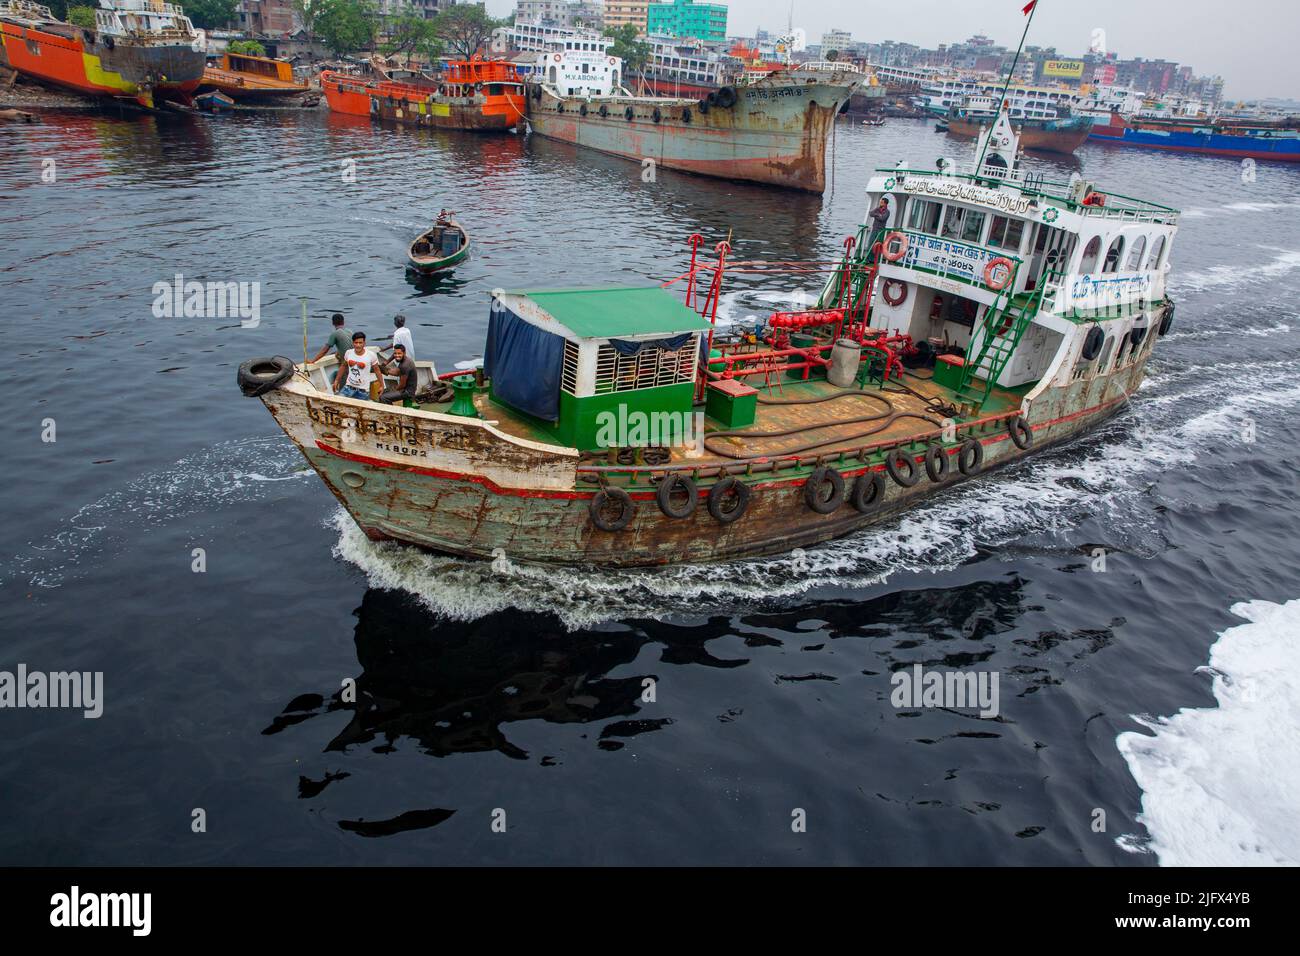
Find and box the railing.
[877,166,1181,225]
[881,228,1024,291]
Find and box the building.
[646,0,727,43]
[235,0,297,35]
[516,0,604,29]
[492,21,610,55]
[604,1,648,33]
[820,28,851,56]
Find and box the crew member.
[378,344,418,405]
[333,332,379,400]
[311,313,352,365]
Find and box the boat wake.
[1173,247,1300,294]
[1116,598,1300,866]
[0,435,309,590]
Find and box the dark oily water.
[1,109,1298,866]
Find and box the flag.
[1023,0,1037,13]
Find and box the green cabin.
[485,286,713,451]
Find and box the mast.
[976,0,1039,172]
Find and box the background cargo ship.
[1088,112,1300,161]
[944,93,1093,155]
[525,44,861,193]
[0,0,205,108]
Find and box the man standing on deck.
[377,343,418,405]
[334,332,379,400]
[311,313,352,365]
[868,198,892,250]
[381,313,414,361]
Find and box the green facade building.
[646,0,728,44]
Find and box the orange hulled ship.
[0,0,205,108]
[199,50,309,101]
[321,56,525,132]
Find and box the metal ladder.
[953,266,1057,408]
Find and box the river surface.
[2,107,1298,865]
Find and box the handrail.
[881,228,1023,290]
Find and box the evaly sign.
[902,176,1036,217]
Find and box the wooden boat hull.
[408,221,468,274]
[946,115,1093,155]
[255,354,1151,568]
[198,71,310,101]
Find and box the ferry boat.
[524,47,862,193]
[321,56,525,131]
[238,105,1179,568]
[0,0,205,108]
[916,75,1076,120]
[199,50,309,101]
[945,93,1093,155]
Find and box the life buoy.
[1158,301,1175,336]
[881,231,908,262]
[885,449,920,487]
[804,466,844,514]
[882,279,908,307]
[1081,324,1104,361]
[923,443,949,482]
[957,439,983,475]
[608,57,616,66]
[656,473,698,519]
[850,472,886,513]
[984,257,1015,291]
[717,86,737,108]
[590,487,635,531]
[1008,416,1033,450]
[237,356,295,397]
[1082,191,1106,207]
[708,477,750,523]
[553,53,562,62]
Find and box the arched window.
[1146,235,1166,271]
[1103,237,1124,273]
[548,66,557,83]
[1124,236,1146,271]
[1079,235,1102,273]
[1096,334,1115,373]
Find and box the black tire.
[590,487,635,532]
[1081,324,1104,361]
[625,106,634,121]
[708,477,750,523]
[681,107,691,123]
[1009,416,1033,450]
[652,107,662,123]
[579,102,588,116]
[849,472,887,513]
[237,356,295,397]
[885,449,920,487]
[804,466,844,514]
[1158,302,1175,336]
[923,443,949,482]
[599,103,608,117]
[698,97,710,114]
[532,85,541,101]
[556,103,564,114]
[706,92,719,108]
[656,473,698,519]
[957,438,984,476]
[717,86,737,108]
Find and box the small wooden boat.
[0,107,38,123]
[861,117,885,127]
[195,90,235,113]
[934,120,950,132]
[408,213,469,274]
[199,52,310,102]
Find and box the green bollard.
[447,374,480,418]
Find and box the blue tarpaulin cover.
[484,302,565,422]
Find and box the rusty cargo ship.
[524,42,862,193]
[322,56,525,131]
[0,0,205,108]
[239,106,1180,568]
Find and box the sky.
[485,0,1300,101]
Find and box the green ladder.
[953,267,1057,409]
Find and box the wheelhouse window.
[940,206,986,244]
[987,215,1025,252]
[1079,235,1101,273]
[906,199,942,235]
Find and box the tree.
[292,0,322,47]
[228,39,267,56]
[182,0,238,30]
[602,23,650,74]
[382,8,442,66]
[825,49,839,62]
[315,0,377,58]
[432,3,497,60]
[66,5,96,28]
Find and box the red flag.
[1023,0,1037,13]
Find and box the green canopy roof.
[515,286,713,340]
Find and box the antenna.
[976,0,1039,174]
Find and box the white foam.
[1116,598,1300,866]
[1174,247,1300,294]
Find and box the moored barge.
[321,56,525,131]
[239,107,1180,568]
[199,50,308,101]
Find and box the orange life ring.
[608,57,616,66]
[984,257,1015,291]
[881,231,909,262]
[1082,191,1106,206]
[882,279,908,306]
[553,53,562,62]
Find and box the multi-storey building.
[645,0,726,43]
[820,28,851,56]
[603,0,648,33]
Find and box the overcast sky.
[487,0,1300,101]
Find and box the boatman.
[311,313,352,365]
[381,313,414,361]
[868,198,892,249]
[334,332,380,400]
[377,344,418,406]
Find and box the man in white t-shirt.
[386,313,414,361]
[333,332,379,400]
